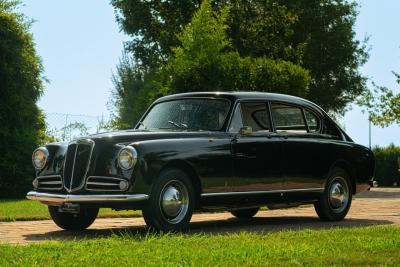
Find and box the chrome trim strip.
[86,176,126,181]
[201,188,324,197]
[40,181,62,185]
[69,142,79,192]
[86,182,119,186]
[36,175,63,191]
[26,191,149,203]
[63,139,95,193]
[85,176,128,192]
[85,188,126,192]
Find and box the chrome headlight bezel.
[117,146,138,170]
[32,147,49,170]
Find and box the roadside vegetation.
[373,144,400,187]
[0,0,47,198]
[0,226,399,266]
[0,199,141,222]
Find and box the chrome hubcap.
[328,177,349,213]
[160,180,189,224]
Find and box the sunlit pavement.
[0,188,399,244]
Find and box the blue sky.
[21,0,400,147]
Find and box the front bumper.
[26,191,149,204]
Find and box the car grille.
[63,139,94,192]
[86,176,128,192]
[36,175,63,191]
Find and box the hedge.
[372,144,400,187]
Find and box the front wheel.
[142,168,195,232]
[314,168,352,221]
[48,206,99,230]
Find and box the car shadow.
[23,215,393,243]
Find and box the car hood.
[79,130,220,145]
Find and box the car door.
[229,101,284,192]
[269,102,330,189]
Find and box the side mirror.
[239,126,253,136]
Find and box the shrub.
[372,144,400,187]
[0,1,45,198]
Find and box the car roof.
[156,91,325,113]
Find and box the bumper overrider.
[26,191,149,204]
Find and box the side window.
[304,109,319,132]
[241,102,270,133]
[228,104,243,133]
[228,102,270,133]
[271,103,307,134]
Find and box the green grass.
[0,226,399,266]
[0,199,141,222]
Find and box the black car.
[27,92,375,231]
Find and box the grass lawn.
[0,199,141,222]
[0,226,399,266]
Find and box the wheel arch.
[159,160,202,208]
[329,160,357,194]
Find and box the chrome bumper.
[26,191,149,204]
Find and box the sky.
[20,0,400,147]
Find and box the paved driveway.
[0,188,399,244]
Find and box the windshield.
[138,98,231,131]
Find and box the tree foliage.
[111,0,368,117]
[111,0,310,127]
[0,0,45,197]
[163,1,309,95]
[357,72,400,127]
[110,54,161,128]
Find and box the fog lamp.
[119,180,129,191]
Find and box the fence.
[45,113,112,141]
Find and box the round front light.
[118,146,138,170]
[32,147,49,170]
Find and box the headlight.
[32,147,49,170]
[118,146,138,170]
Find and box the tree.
[357,72,400,127]
[111,0,368,114]
[110,54,161,128]
[0,0,46,197]
[110,0,310,127]
[281,1,368,114]
[163,1,309,95]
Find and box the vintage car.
[27,92,375,231]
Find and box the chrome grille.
[86,176,128,192]
[63,139,94,192]
[36,175,62,191]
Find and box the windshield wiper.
[168,120,188,129]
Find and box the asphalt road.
[0,188,399,244]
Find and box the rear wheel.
[48,206,98,230]
[230,207,259,219]
[142,168,195,232]
[314,168,352,221]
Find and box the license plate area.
[59,203,80,214]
